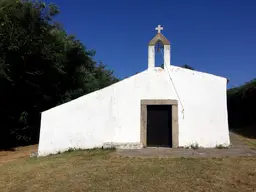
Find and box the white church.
[38,25,230,156]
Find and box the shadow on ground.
[229,126,256,139]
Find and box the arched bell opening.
[155,40,165,68]
[148,25,171,69]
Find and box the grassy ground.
[243,138,256,149]
[238,135,256,149]
[232,128,256,149]
[0,149,256,192]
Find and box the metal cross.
[155,25,163,33]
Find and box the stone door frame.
[140,99,179,148]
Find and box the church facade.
[38,25,230,156]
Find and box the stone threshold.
[103,142,143,149]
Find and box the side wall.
[167,67,230,147]
[38,66,229,156]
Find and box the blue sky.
[46,0,255,88]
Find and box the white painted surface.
[155,24,163,33]
[164,45,171,66]
[38,66,230,156]
[148,46,155,69]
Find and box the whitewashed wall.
[38,66,230,156]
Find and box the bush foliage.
[227,78,256,137]
[0,0,118,149]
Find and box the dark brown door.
[146,105,172,147]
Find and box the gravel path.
[115,132,256,158]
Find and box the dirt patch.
[0,145,38,164]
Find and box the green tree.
[0,0,118,149]
[227,78,256,138]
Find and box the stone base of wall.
[103,142,143,149]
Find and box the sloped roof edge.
[149,33,170,45]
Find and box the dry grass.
[0,149,256,192]
[244,138,256,149]
[231,128,256,149]
[236,134,256,149]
